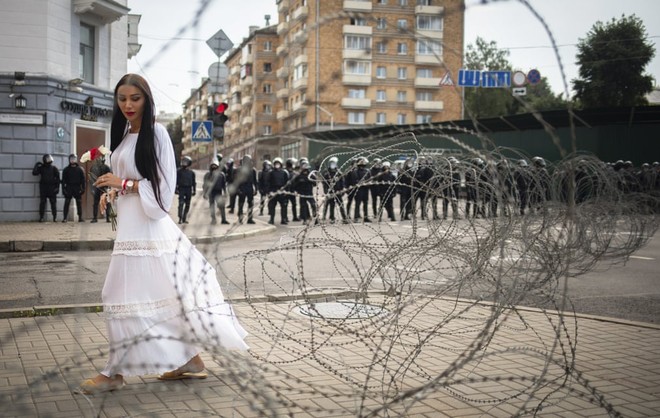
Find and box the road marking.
[629,255,655,261]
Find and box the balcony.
[277,0,289,13]
[73,0,129,23]
[240,76,253,87]
[241,116,253,126]
[292,29,308,44]
[230,103,242,112]
[415,53,442,65]
[277,67,289,78]
[276,44,288,56]
[277,110,290,120]
[342,24,372,36]
[342,74,371,85]
[293,54,308,67]
[232,122,241,132]
[276,87,290,98]
[414,77,441,88]
[230,84,240,95]
[343,48,372,60]
[292,77,308,90]
[277,21,289,35]
[341,97,371,108]
[414,100,444,111]
[415,5,443,15]
[343,0,372,12]
[417,29,443,40]
[292,101,306,113]
[241,95,253,106]
[292,5,308,21]
[230,65,240,76]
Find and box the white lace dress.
[101,123,248,377]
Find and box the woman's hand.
[94,173,122,189]
[100,189,117,215]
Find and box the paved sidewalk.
[0,297,659,417]
[0,192,276,252]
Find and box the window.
[376,112,386,125]
[263,83,272,93]
[345,35,371,50]
[79,23,95,83]
[397,67,407,80]
[263,104,272,114]
[417,15,443,31]
[416,114,432,124]
[397,19,407,30]
[294,63,307,79]
[377,0,387,4]
[417,39,442,55]
[376,90,386,102]
[263,125,272,135]
[345,60,371,75]
[399,0,407,6]
[416,91,433,101]
[397,91,407,102]
[397,113,407,124]
[350,17,367,26]
[416,68,433,78]
[376,66,387,78]
[397,42,408,55]
[376,18,386,29]
[348,88,366,99]
[376,41,387,54]
[416,0,431,5]
[264,41,272,51]
[348,112,366,125]
[263,62,272,72]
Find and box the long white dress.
[101,123,248,377]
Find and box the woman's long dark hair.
[110,73,166,213]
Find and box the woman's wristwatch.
[121,179,136,195]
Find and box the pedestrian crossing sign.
[439,71,454,86]
[192,120,213,143]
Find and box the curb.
[1,225,277,252]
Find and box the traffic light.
[211,102,228,139]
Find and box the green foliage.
[572,14,655,108]
[167,116,184,159]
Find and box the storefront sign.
[0,112,45,125]
[60,98,111,121]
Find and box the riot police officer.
[61,153,85,222]
[321,157,348,223]
[258,160,272,216]
[203,159,229,225]
[441,157,461,220]
[413,156,434,220]
[266,157,290,225]
[32,154,60,222]
[369,158,383,218]
[284,157,299,222]
[292,162,318,224]
[176,156,196,224]
[398,158,415,221]
[236,155,258,224]
[352,156,372,222]
[514,159,531,215]
[225,157,237,213]
[379,161,397,222]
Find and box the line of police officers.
[198,154,660,226]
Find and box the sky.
[126,0,660,114]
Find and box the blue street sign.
[481,71,511,88]
[457,69,481,87]
[192,120,213,143]
[527,69,541,85]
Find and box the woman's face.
[116,84,145,127]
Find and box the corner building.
[219,0,464,163]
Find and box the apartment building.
[0,0,137,221]
[211,0,464,164]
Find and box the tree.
[510,76,568,114]
[167,116,184,164]
[464,37,513,119]
[572,14,655,108]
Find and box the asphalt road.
[1,220,658,324]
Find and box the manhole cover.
[296,301,388,319]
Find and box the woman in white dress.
[77,74,248,394]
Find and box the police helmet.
[614,160,624,170]
[210,159,220,169]
[298,157,309,168]
[300,162,310,172]
[285,157,297,169]
[181,156,192,167]
[532,156,546,167]
[227,157,234,165]
[653,161,659,167]
[242,154,253,166]
[518,159,529,167]
[273,157,283,168]
[472,157,485,167]
[382,161,391,169]
[68,153,78,164]
[357,156,369,166]
[43,154,53,164]
[262,160,272,170]
[642,163,650,169]
[373,158,382,167]
[623,160,633,169]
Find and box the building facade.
[0,0,139,221]
[208,0,464,165]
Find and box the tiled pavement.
[1,297,659,417]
